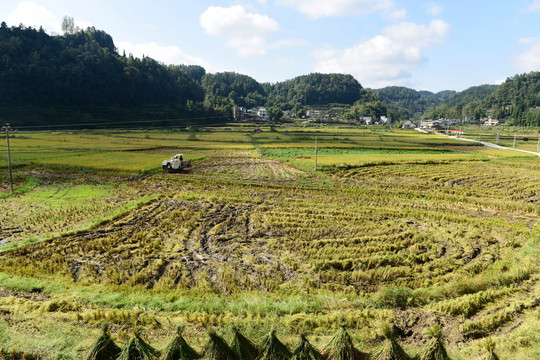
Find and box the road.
[415,128,540,157]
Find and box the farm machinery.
[162,154,191,173]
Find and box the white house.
[484,117,499,126]
[420,118,459,129]
[359,116,373,124]
[402,120,416,128]
[257,107,268,120]
[380,116,392,124]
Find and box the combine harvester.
[162,154,191,173]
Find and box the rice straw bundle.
[85,323,122,360]
[258,330,291,360]
[321,327,368,360]
[118,332,161,360]
[477,339,499,360]
[291,335,323,360]
[371,325,411,360]
[161,326,202,360]
[206,331,237,360]
[231,329,259,360]
[415,324,451,360]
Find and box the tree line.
[2,23,540,127]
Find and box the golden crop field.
[0,126,538,360]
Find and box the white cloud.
[518,37,536,45]
[269,38,309,50]
[275,0,395,19]
[226,36,269,56]
[382,19,450,47]
[526,0,540,12]
[200,5,279,56]
[512,37,540,72]
[275,57,295,66]
[5,1,93,34]
[313,20,451,88]
[426,2,443,16]
[387,9,407,21]
[6,1,61,33]
[117,41,216,70]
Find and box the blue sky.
[3,1,540,92]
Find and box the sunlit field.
[0,125,539,359]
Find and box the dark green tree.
[268,105,283,122]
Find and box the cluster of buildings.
[418,117,500,130]
[404,116,501,130]
[483,117,500,126]
[235,107,268,121]
[305,112,393,125]
[235,106,502,128]
[419,118,461,130]
[236,106,395,125]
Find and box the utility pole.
[537,134,540,153]
[496,129,500,145]
[314,136,318,172]
[513,133,517,149]
[478,124,482,142]
[1,123,13,193]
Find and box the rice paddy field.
[0,125,539,359]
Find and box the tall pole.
[478,124,482,142]
[513,133,517,149]
[314,136,318,172]
[537,134,540,153]
[1,123,13,193]
[496,129,500,145]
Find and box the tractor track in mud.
[0,197,294,292]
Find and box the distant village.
[418,117,500,129]
[234,106,502,129]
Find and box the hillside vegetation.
[4,23,540,127]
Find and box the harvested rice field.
[0,126,538,359]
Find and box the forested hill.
[374,87,451,119]
[3,23,540,127]
[268,73,367,105]
[422,74,540,126]
[422,84,499,120]
[0,23,210,126]
[444,85,498,107]
[482,72,540,126]
[0,24,370,127]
